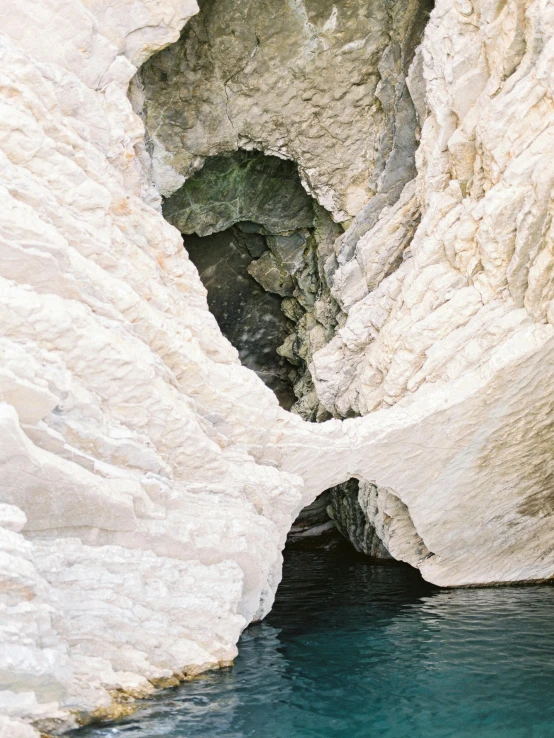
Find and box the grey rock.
[247,251,296,298]
[140,0,432,423]
[140,0,433,221]
[184,227,298,409]
[164,150,345,420]
[290,489,334,536]
[327,479,393,559]
[327,479,432,565]
[163,150,315,236]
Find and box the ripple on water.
[73,535,554,738]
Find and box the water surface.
[76,535,554,737]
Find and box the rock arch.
[2,0,554,733]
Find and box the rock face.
[311,0,554,421]
[139,0,432,220]
[184,226,298,409]
[164,149,343,418]
[164,150,316,237]
[3,0,554,734]
[327,480,392,559]
[0,0,300,732]
[327,479,430,563]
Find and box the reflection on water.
[74,534,554,738]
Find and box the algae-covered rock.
[163,151,315,236]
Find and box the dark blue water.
[75,535,554,738]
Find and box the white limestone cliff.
[2,0,554,733]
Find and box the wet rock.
[327,480,392,559]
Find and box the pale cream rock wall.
[306,0,554,581]
[314,0,554,417]
[2,0,554,733]
[0,0,303,732]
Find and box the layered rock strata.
[327,479,431,562]
[2,0,554,734]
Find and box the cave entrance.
[133,0,439,571]
[290,479,393,560]
[162,149,344,419]
[162,151,397,557]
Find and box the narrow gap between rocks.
[162,150,403,559]
[162,149,344,421]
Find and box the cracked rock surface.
[138,0,432,220]
[3,0,554,734]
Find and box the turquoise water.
[75,535,554,738]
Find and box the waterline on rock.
[73,534,554,738]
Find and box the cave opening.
[137,0,439,558]
[290,478,396,560]
[161,149,407,558]
[162,149,344,420]
[162,150,388,550]
[184,225,298,409]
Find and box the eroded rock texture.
[0,1,302,733]
[139,0,432,220]
[3,0,554,734]
[311,0,554,421]
[327,480,431,563]
[327,479,391,558]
